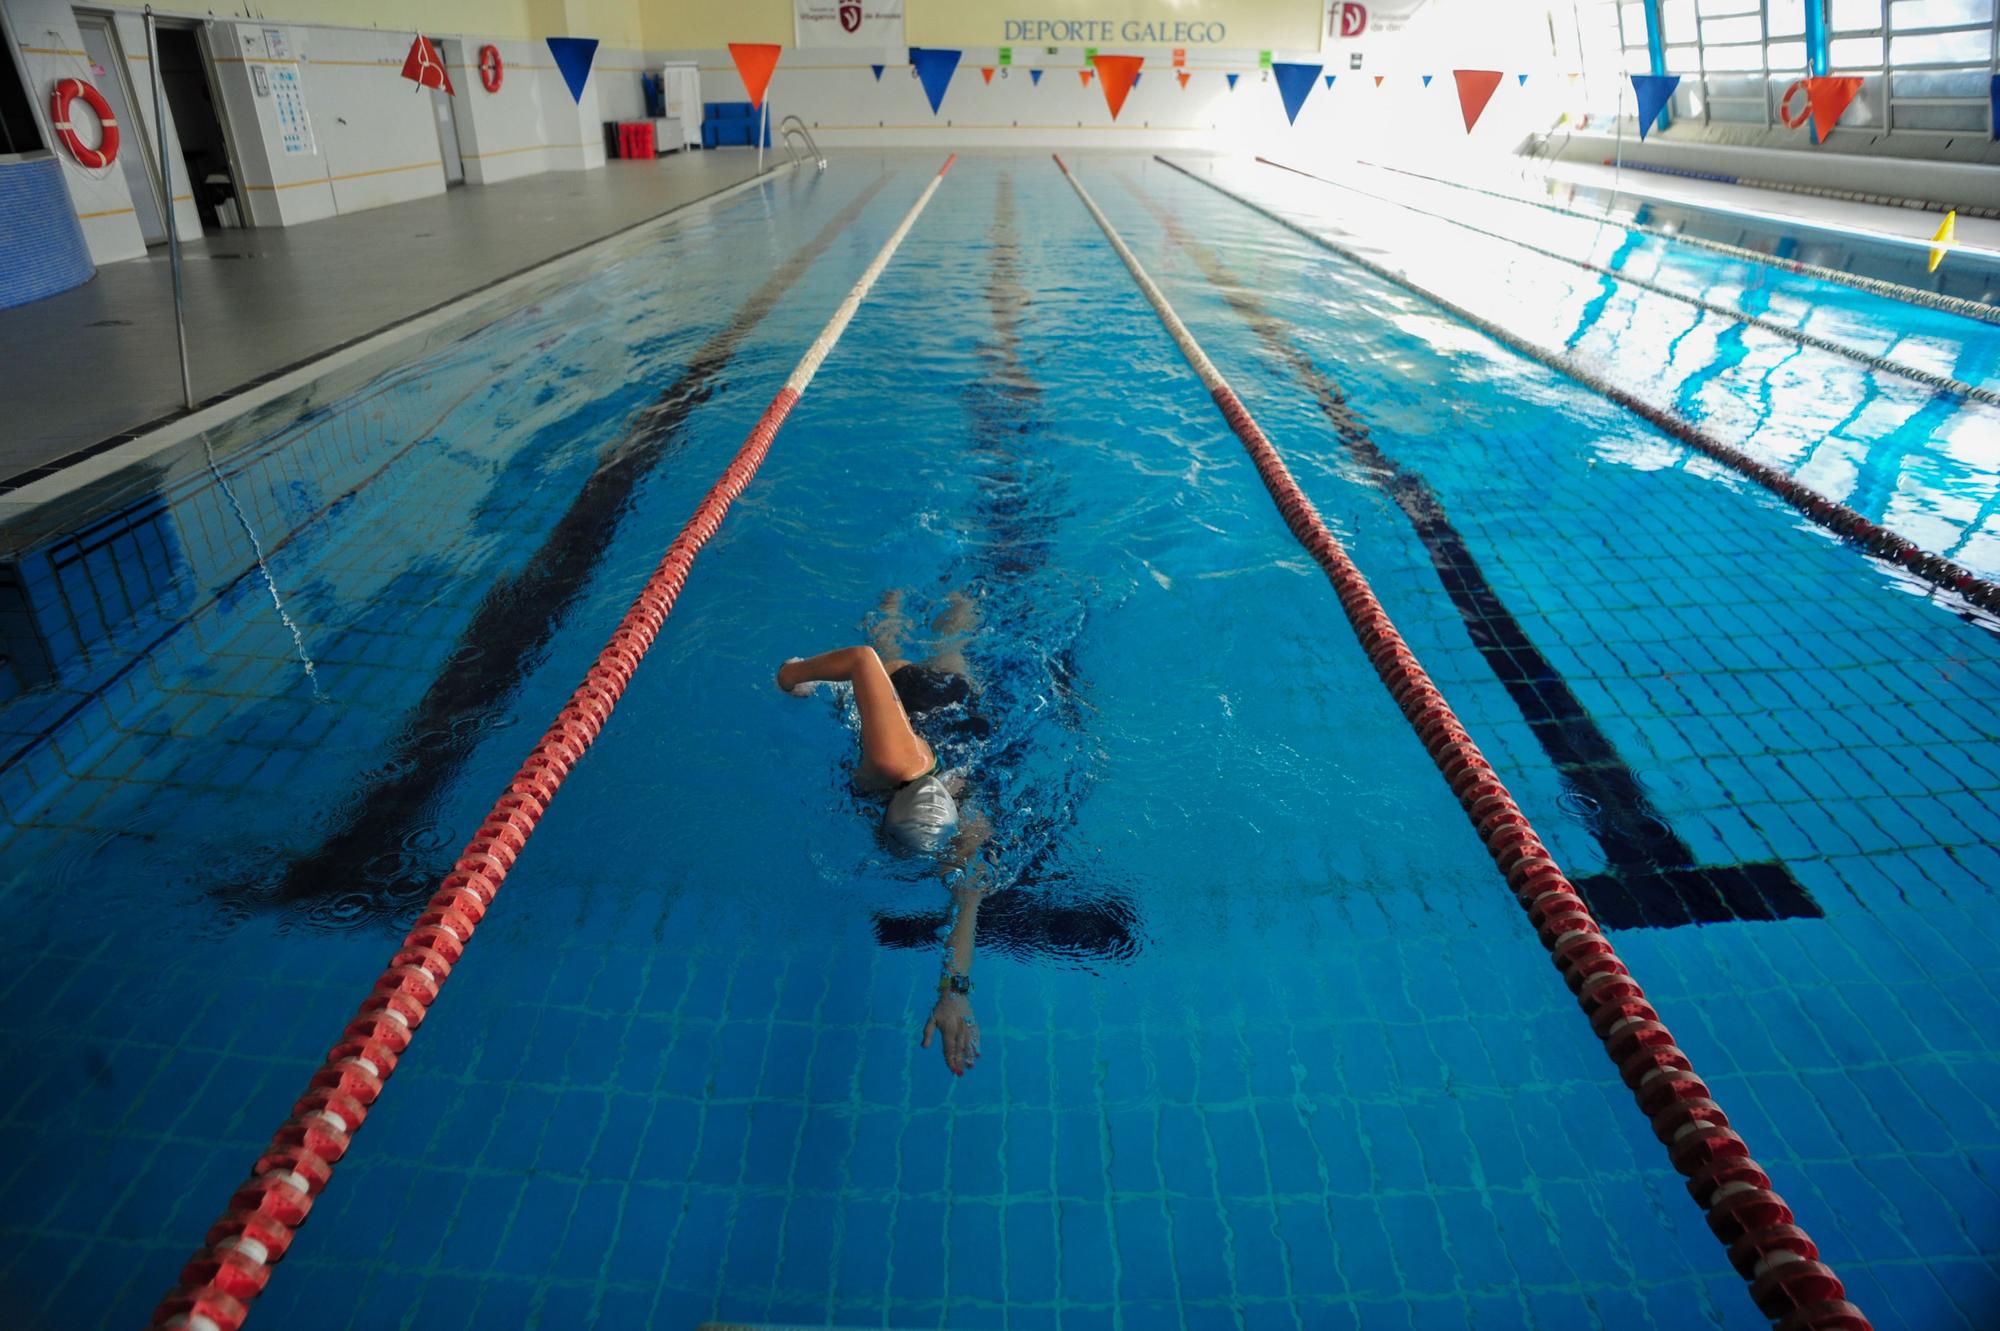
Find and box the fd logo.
[840,1,861,32]
[1340,3,1367,38]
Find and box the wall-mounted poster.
[795,0,905,49]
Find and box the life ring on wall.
[51,78,119,168]
[478,44,503,93]
[1778,78,1811,129]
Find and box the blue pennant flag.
[1030,68,1042,85]
[1991,75,1999,140]
[1133,71,1141,86]
[546,37,598,104]
[1271,63,1322,125]
[871,63,883,81]
[1324,73,1336,88]
[1630,72,1680,139]
[1421,73,1434,87]
[910,47,960,114]
[1518,73,1529,85]
[1226,72,1239,90]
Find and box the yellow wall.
[640,0,791,48]
[233,1,540,39]
[230,0,1318,50]
[635,0,1321,52]
[210,0,640,44]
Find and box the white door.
[430,38,464,186]
[75,15,166,244]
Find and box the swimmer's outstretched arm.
[923,812,992,1077]
[776,646,933,785]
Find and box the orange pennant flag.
[727,42,782,110]
[1373,74,1385,87]
[1452,69,1504,133]
[1093,54,1143,120]
[1803,75,1863,142]
[1080,68,1093,87]
[1176,70,1190,89]
[981,66,994,84]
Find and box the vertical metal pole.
[758,98,767,172]
[145,6,194,410]
[1641,0,1672,131]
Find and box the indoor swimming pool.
[1,152,1997,1330]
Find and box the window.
[1569,0,1998,139]
[0,24,46,155]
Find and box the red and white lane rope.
[1256,156,2000,409]
[1158,156,2000,619]
[1053,153,1872,1331]
[1353,156,2000,326]
[151,152,958,1331]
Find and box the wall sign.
[795,0,905,48]
[270,64,313,155]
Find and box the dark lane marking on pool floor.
[250,173,895,923]
[1123,170,1817,930]
[870,165,1142,964]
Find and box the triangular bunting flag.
[1803,75,1863,142]
[1452,69,1504,134]
[910,47,960,114]
[1030,68,1042,85]
[871,63,884,81]
[1421,74,1434,87]
[1177,70,1190,89]
[1324,74,1336,89]
[1373,75,1385,87]
[1992,75,1999,141]
[1518,73,1529,85]
[401,35,453,93]
[1079,69,1093,87]
[1226,72,1239,90]
[1094,54,1142,119]
[546,37,597,103]
[1271,63,1321,125]
[1929,210,1957,274]
[728,42,782,110]
[981,66,994,84]
[1630,72,1679,139]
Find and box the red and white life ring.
[478,44,503,93]
[51,77,119,168]
[1779,78,1811,129]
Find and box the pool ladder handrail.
[779,115,827,170]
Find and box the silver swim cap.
[883,775,959,854]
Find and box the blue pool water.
[1,153,1998,1330]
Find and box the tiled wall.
[0,157,96,308]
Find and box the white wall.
[2,0,642,262]
[7,0,148,261]
[668,45,1568,154]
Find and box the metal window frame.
[1581,0,2000,140]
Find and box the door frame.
[152,16,250,228]
[72,10,168,242]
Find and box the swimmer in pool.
[776,591,992,1077]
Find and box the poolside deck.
[0,149,773,492]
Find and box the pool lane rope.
[150,152,959,1331]
[1052,153,1873,1331]
[1255,156,2000,410]
[1352,156,2000,327]
[1156,156,2000,620]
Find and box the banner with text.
[916,0,1321,51]
[795,0,906,49]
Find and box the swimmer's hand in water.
[776,657,814,697]
[922,994,980,1077]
